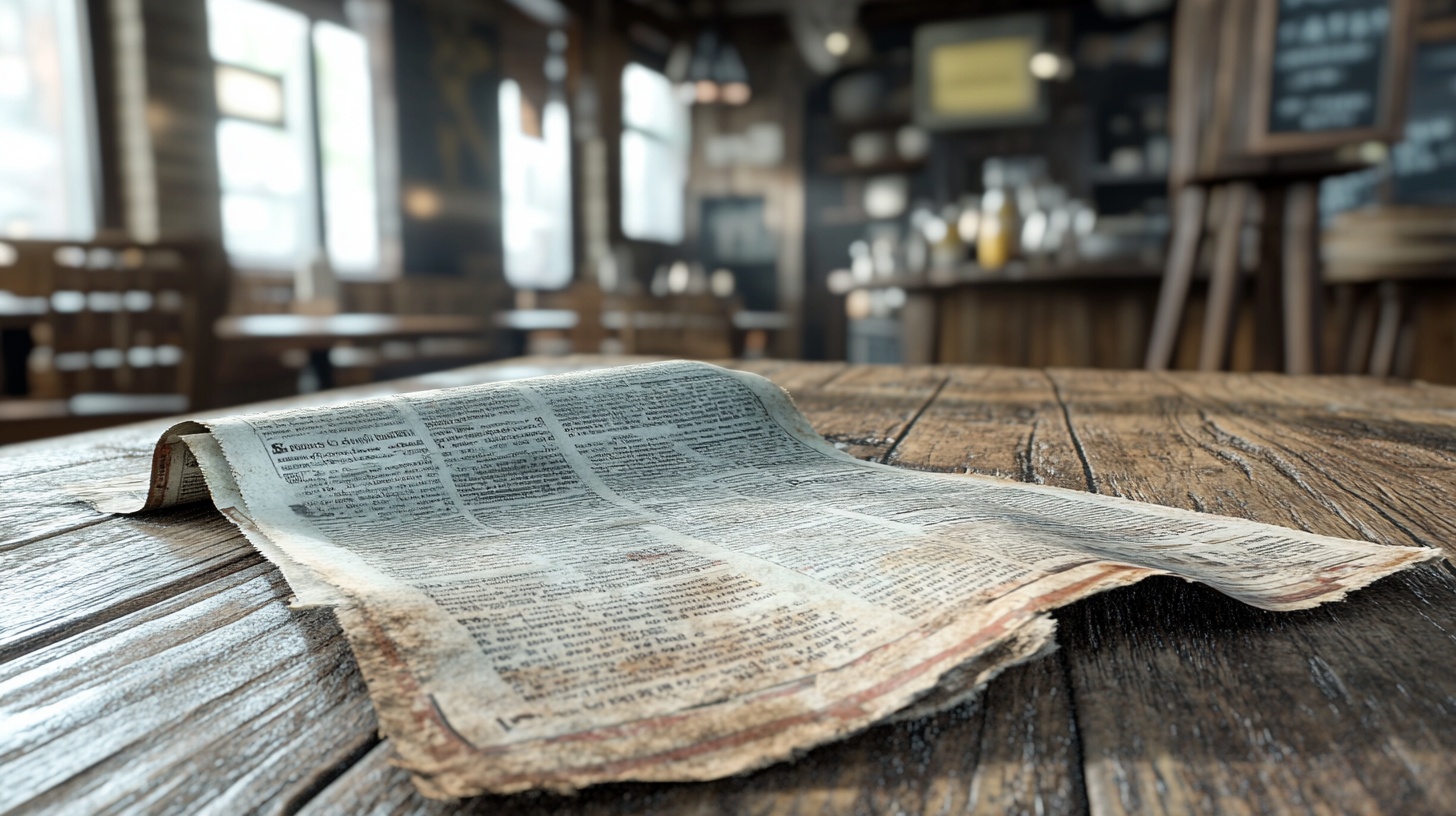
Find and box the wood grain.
[1047,367,1456,815]
[795,364,947,461]
[0,509,259,661]
[299,656,1082,816]
[730,361,945,462]
[0,430,155,549]
[7,358,1456,815]
[887,366,1085,490]
[0,562,378,815]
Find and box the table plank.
[790,364,948,460]
[887,367,1086,489]
[0,509,258,661]
[1158,371,1456,555]
[879,366,1091,816]
[0,432,153,549]
[0,562,378,815]
[1046,368,1456,814]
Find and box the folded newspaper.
[85,361,1439,798]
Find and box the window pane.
[622,62,681,139]
[207,0,306,75]
[215,64,285,125]
[314,21,379,274]
[216,119,304,195]
[221,192,299,262]
[499,78,572,289]
[621,130,685,244]
[0,0,93,239]
[620,63,687,244]
[208,0,312,270]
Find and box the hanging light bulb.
[721,82,751,105]
[712,40,752,105]
[686,29,719,105]
[678,27,753,106]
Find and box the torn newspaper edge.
[79,361,1442,797]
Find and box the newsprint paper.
[85,361,1440,798]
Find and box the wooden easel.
[1146,180,1320,373]
[1145,0,1415,374]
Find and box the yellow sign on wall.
[914,14,1047,130]
[930,36,1037,117]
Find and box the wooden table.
[4,356,1456,815]
[213,313,491,396]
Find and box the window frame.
[0,0,100,241]
[619,61,690,246]
[207,0,391,279]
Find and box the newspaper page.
[88,361,1441,797]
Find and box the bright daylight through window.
[0,0,94,240]
[499,78,572,290]
[620,62,688,244]
[208,0,380,274]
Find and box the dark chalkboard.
[699,197,778,311]
[1391,40,1456,204]
[1319,37,1456,216]
[1249,0,1414,154]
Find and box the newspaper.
[86,361,1441,798]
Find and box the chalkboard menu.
[1391,40,1456,204]
[1249,0,1414,154]
[699,198,778,311]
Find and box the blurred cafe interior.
[2,0,1456,442]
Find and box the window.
[499,79,572,289]
[314,20,380,272]
[208,0,380,274]
[0,0,94,239]
[621,63,689,244]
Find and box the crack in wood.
[876,375,950,465]
[0,550,264,664]
[0,515,113,553]
[1044,372,1099,495]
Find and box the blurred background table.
[4,356,1455,815]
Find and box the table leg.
[1252,185,1286,371]
[307,348,334,393]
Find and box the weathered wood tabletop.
[4,356,1456,815]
